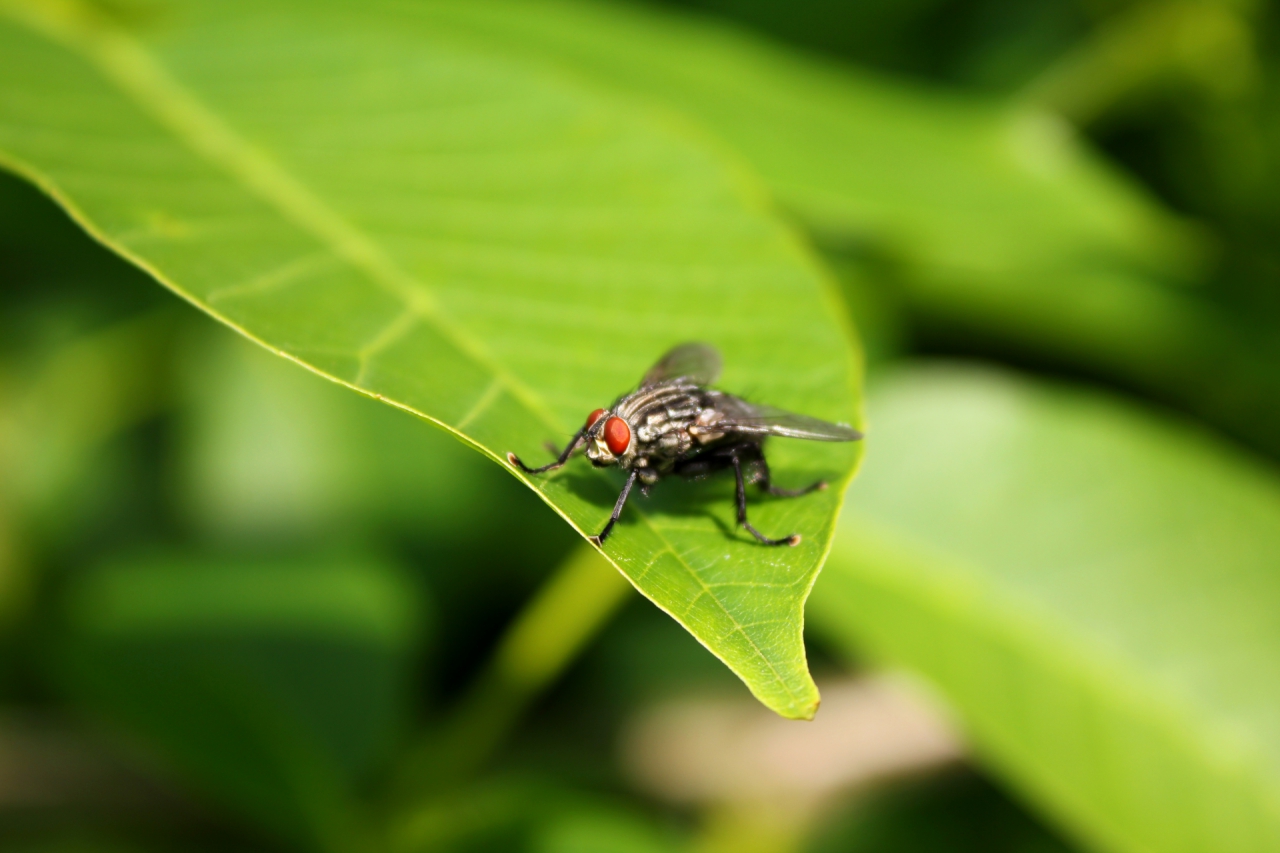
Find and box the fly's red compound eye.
[585,408,607,430]
[604,417,631,456]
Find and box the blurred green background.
[2,0,1279,851]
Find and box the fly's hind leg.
[732,453,800,547]
[753,454,827,498]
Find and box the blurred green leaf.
[409,1,1207,357]
[0,311,176,627]
[658,0,1089,89]
[806,773,1076,853]
[52,552,424,850]
[402,544,631,788]
[410,1,1280,458]
[810,364,1280,853]
[0,0,863,718]
[530,809,680,853]
[174,324,581,676]
[1022,1,1258,128]
[175,324,502,541]
[393,780,686,853]
[350,0,1280,458]
[4,314,172,522]
[416,0,1192,271]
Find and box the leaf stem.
[394,543,631,798]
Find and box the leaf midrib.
[3,0,809,713]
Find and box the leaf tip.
[771,686,821,721]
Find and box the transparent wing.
[715,398,862,442]
[640,342,722,387]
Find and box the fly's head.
[582,407,636,469]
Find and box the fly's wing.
[715,397,862,442]
[640,342,723,387]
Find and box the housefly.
[507,343,862,547]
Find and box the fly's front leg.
[754,455,827,497]
[590,469,639,547]
[508,426,588,475]
[732,454,800,547]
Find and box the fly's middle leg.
[731,454,800,547]
[753,454,827,498]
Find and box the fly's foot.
[741,520,803,547]
[756,531,801,547]
[508,449,572,475]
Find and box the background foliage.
[1,0,1279,852]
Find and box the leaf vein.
[206,249,338,303]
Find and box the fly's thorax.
[616,384,705,462]
[615,383,701,419]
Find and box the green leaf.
[393,780,690,853]
[0,0,861,718]
[404,1,1205,351]
[53,551,423,849]
[406,2,1280,460]
[532,809,686,853]
[810,364,1280,853]
[807,775,1077,853]
[203,0,1280,467]
[175,320,534,543]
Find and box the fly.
[507,343,862,547]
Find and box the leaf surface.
[810,364,1280,853]
[404,0,1207,368]
[0,0,861,718]
[403,2,1280,460]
